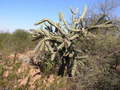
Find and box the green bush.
[0,29,35,55]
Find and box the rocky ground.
[0,51,69,90]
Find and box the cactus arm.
[77,5,88,23]
[70,34,79,40]
[35,18,66,35]
[59,12,70,31]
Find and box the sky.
[0,0,120,32]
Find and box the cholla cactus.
[31,6,114,77]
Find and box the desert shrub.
[11,29,34,53]
[0,29,35,55]
[0,33,11,50]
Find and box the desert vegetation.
[0,0,120,90]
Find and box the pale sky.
[0,0,120,32]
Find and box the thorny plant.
[31,6,115,77]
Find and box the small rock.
[3,71,9,78]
